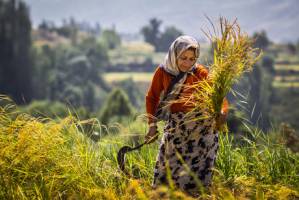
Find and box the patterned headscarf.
[161,35,200,76]
[155,36,200,121]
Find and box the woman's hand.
[145,125,159,144]
[215,110,228,131]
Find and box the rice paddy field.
[103,72,153,96]
[103,72,153,83]
[274,64,299,72]
[108,41,165,65]
[108,41,212,66]
[103,64,299,93]
[273,63,299,88]
[106,41,299,91]
[2,32,299,199]
[0,97,299,199]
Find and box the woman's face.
[177,50,196,72]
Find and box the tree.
[230,54,275,132]
[247,60,274,130]
[99,88,135,125]
[31,45,53,99]
[286,42,296,55]
[38,19,56,32]
[0,0,33,104]
[141,18,162,49]
[157,26,183,52]
[115,78,144,108]
[141,18,184,52]
[261,55,275,75]
[31,35,110,111]
[100,29,121,49]
[80,37,111,93]
[252,30,270,50]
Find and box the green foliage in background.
[141,18,183,52]
[229,54,275,132]
[99,29,121,49]
[157,26,183,52]
[31,36,110,112]
[114,78,145,109]
[253,31,270,50]
[270,89,299,131]
[19,100,90,120]
[99,88,135,126]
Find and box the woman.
[145,35,229,196]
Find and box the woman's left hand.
[215,110,228,130]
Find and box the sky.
[23,0,299,42]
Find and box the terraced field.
[103,72,153,95]
[275,64,299,71]
[103,72,153,83]
[273,63,299,88]
[103,64,299,90]
[106,42,299,91]
[108,41,165,65]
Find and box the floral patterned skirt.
[152,111,219,195]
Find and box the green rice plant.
[215,124,299,199]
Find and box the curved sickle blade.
[117,134,158,174]
[117,146,132,173]
[117,143,145,174]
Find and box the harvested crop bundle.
[183,17,262,128]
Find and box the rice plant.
[183,17,262,125]
[0,94,298,199]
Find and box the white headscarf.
[161,35,200,76]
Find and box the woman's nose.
[184,60,193,66]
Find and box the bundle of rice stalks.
[185,17,262,125]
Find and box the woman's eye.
[179,57,195,62]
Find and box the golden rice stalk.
[186,17,262,122]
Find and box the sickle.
[117,134,158,175]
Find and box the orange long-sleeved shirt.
[145,64,229,123]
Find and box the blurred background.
[1,0,299,137]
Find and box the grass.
[0,95,299,199]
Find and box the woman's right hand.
[145,126,159,144]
